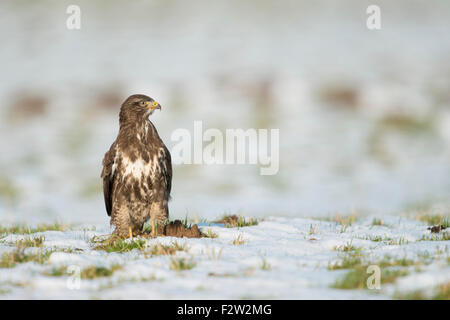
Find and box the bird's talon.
[128,227,133,239]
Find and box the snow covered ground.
[1,1,450,225]
[0,215,448,299]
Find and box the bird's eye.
[139,101,146,106]
[152,101,158,107]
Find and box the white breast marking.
[122,155,152,180]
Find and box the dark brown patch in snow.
[8,92,48,120]
[215,215,239,226]
[428,225,447,233]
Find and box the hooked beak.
[146,101,162,111]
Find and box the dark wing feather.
[162,145,172,197]
[101,142,117,216]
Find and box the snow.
[0,216,448,299]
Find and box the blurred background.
[0,0,449,226]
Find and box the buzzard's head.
[119,94,161,124]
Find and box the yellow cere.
[153,101,158,106]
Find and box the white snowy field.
[1,0,450,225]
[0,215,448,299]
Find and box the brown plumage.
[101,94,172,237]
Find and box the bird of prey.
[101,94,172,238]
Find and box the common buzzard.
[101,94,172,238]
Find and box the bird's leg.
[152,218,157,237]
[128,226,133,239]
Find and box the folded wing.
[101,142,117,216]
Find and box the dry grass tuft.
[45,264,122,279]
[215,215,258,228]
[0,247,53,268]
[143,242,189,258]
[11,236,45,248]
[169,257,196,271]
[91,235,146,253]
[232,234,246,245]
[0,223,68,235]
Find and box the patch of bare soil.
[215,215,239,226]
[428,225,447,233]
[8,92,48,120]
